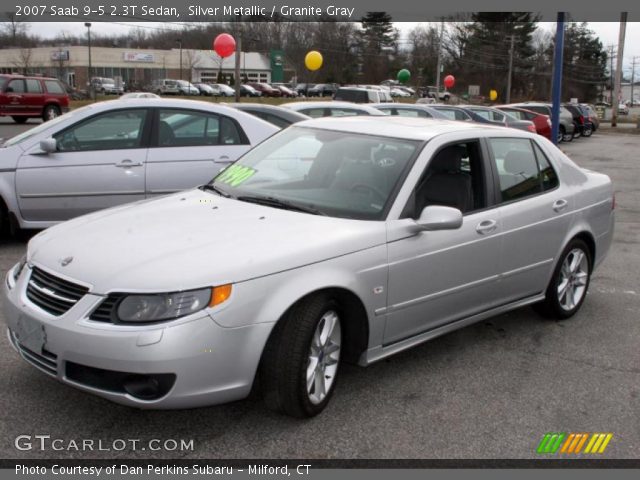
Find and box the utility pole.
[550,13,565,146]
[611,12,627,128]
[630,56,638,107]
[435,19,444,96]
[234,36,241,102]
[506,35,515,104]
[606,45,616,103]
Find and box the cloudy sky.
[26,21,640,70]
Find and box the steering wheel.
[350,183,386,202]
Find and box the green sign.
[270,50,284,83]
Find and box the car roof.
[224,103,310,119]
[294,116,519,141]
[82,97,241,113]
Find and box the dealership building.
[0,46,276,89]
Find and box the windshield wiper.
[200,183,231,198]
[236,195,325,216]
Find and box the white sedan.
[0,98,278,229]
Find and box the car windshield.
[209,126,422,220]
[2,106,90,147]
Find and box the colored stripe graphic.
[539,433,613,454]
[537,433,566,454]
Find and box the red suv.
[0,74,70,123]
[248,82,282,97]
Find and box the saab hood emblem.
[60,256,73,267]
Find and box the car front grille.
[26,267,89,316]
[9,329,58,376]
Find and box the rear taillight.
[579,115,584,124]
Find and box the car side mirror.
[40,138,57,154]
[414,205,463,231]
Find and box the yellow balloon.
[305,51,323,71]
[489,89,498,101]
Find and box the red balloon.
[213,33,236,58]
[443,75,455,89]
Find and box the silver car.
[0,98,278,229]
[281,101,385,118]
[3,117,614,417]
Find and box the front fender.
[208,245,388,347]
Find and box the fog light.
[123,375,161,400]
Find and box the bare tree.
[1,14,29,45]
[12,48,34,75]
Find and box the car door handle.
[553,199,568,212]
[115,159,143,168]
[214,156,232,163]
[476,219,497,235]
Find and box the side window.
[44,80,65,94]
[410,140,486,216]
[157,110,246,147]
[491,111,506,122]
[396,109,427,118]
[7,79,25,93]
[489,138,543,202]
[26,79,43,93]
[301,108,326,118]
[532,141,559,191]
[330,108,364,117]
[455,110,471,121]
[54,109,147,152]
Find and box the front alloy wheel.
[306,311,341,405]
[260,295,343,417]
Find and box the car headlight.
[13,255,27,281]
[116,285,232,323]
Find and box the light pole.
[176,38,183,80]
[85,22,93,100]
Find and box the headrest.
[430,145,466,172]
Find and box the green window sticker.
[216,164,257,187]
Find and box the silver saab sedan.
[3,117,614,418]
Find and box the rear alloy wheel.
[561,128,574,142]
[582,126,593,137]
[535,239,591,319]
[42,105,61,122]
[260,295,342,418]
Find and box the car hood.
[27,189,386,293]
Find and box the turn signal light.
[210,284,232,307]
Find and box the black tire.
[561,127,574,142]
[259,294,342,418]
[582,126,593,137]
[42,105,61,122]
[534,238,592,320]
[11,116,28,124]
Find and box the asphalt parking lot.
[0,122,638,460]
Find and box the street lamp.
[176,38,183,80]
[85,22,93,99]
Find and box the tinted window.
[7,79,25,93]
[505,109,525,120]
[334,90,367,103]
[489,138,543,201]
[26,79,43,93]
[532,142,559,191]
[525,105,548,115]
[55,109,147,152]
[158,109,246,147]
[44,80,65,94]
[412,141,486,215]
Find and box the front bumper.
[2,264,272,409]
